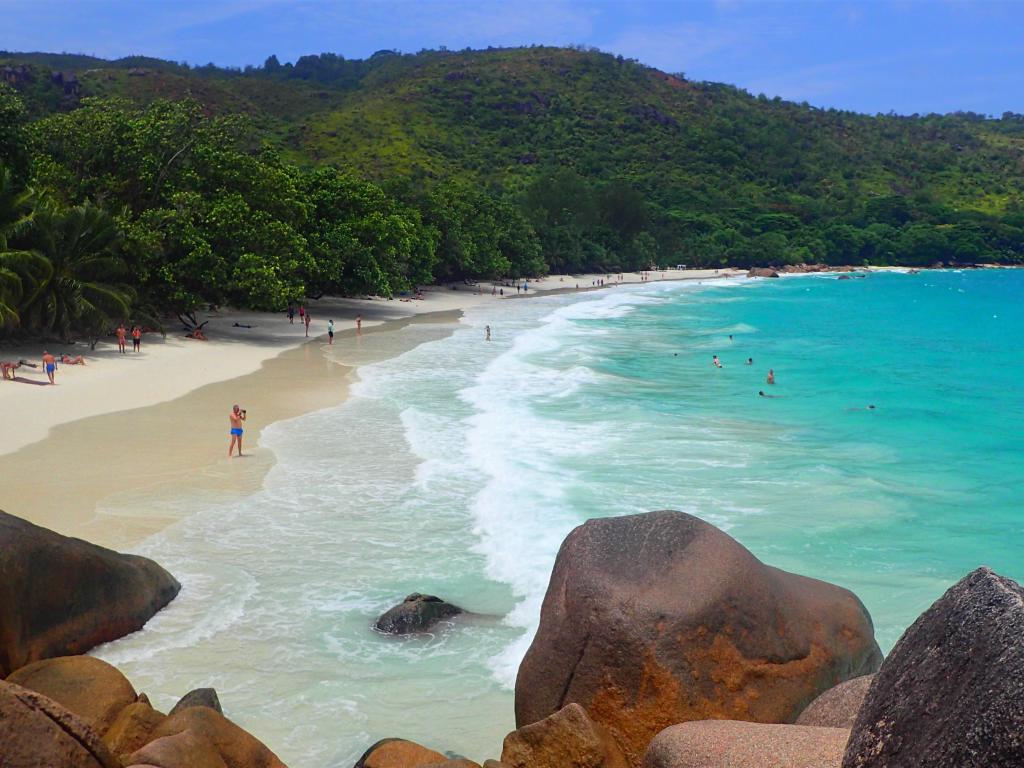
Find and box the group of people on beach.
[114,323,143,353]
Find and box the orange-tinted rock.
[125,729,229,768]
[796,675,873,728]
[418,762,481,768]
[354,738,450,768]
[147,705,286,768]
[0,510,180,676]
[644,721,849,768]
[7,655,137,733]
[104,699,167,757]
[502,703,629,768]
[0,679,119,768]
[516,511,881,766]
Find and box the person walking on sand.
[287,304,295,324]
[115,323,127,353]
[713,355,722,368]
[131,325,141,352]
[298,304,305,325]
[767,369,775,385]
[485,325,491,341]
[42,351,56,384]
[356,314,362,335]
[327,319,334,345]
[304,310,311,338]
[228,404,247,457]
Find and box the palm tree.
[0,164,48,330]
[19,201,134,341]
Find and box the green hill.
[1,46,1023,336]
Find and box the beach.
[0,268,741,548]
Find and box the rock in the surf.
[515,511,882,765]
[0,510,180,676]
[796,675,873,728]
[374,593,463,634]
[169,687,223,715]
[6,655,138,734]
[644,721,849,768]
[747,267,780,278]
[843,567,1024,768]
[0,679,119,768]
[354,737,450,767]
[501,702,629,768]
[145,705,287,768]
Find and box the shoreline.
[0,268,741,548]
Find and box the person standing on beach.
[115,323,127,353]
[228,404,246,457]
[298,305,305,326]
[767,369,775,385]
[327,319,334,345]
[131,326,141,352]
[356,314,362,335]
[485,325,491,341]
[42,351,56,384]
[287,304,295,324]
[304,310,311,338]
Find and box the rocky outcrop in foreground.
[843,567,1024,768]
[515,511,882,764]
[2,656,285,768]
[374,593,463,634]
[501,703,628,768]
[796,675,874,729]
[0,510,180,676]
[644,721,849,768]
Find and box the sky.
[1,0,1022,116]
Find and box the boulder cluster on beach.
[2,507,1022,768]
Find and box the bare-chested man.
[115,323,127,353]
[42,351,56,384]
[228,404,247,457]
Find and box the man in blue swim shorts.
[228,403,247,457]
[42,351,56,384]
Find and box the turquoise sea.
[96,269,1024,767]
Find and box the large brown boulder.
[104,699,168,757]
[644,721,849,768]
[747,267,780,278]
[125,729,229,768]
[796,675,873,728]
[0,510,180,676]
[6,655,138,733]
[515,511,881,765]
[844,567,1024,768]
[354,738,450,768]
[169,687,222,715]
[501,703,629,768]
[147,705,287,768]
[0,679,119,768]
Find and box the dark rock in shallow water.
[169,687,223,715]
[747,267,780,278]
[374,593,463,634]
[843,567,1024,768]
[796,675,874,728]
[0,679,120,768]
[644,721,849,768]
[515,511,882,766]
[0,510,180,676]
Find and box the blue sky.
[1,0,1022,115]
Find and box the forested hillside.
[2,46,1023,339]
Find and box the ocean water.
[95,269,1024,767]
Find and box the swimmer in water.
[746,358,753,365]
[712,355,722,368]
[766,368,775,385]
[759,390,782,398]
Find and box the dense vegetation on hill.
[1,46,1023,339]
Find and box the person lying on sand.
[186,328,208,340]
[59,354,86,365]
